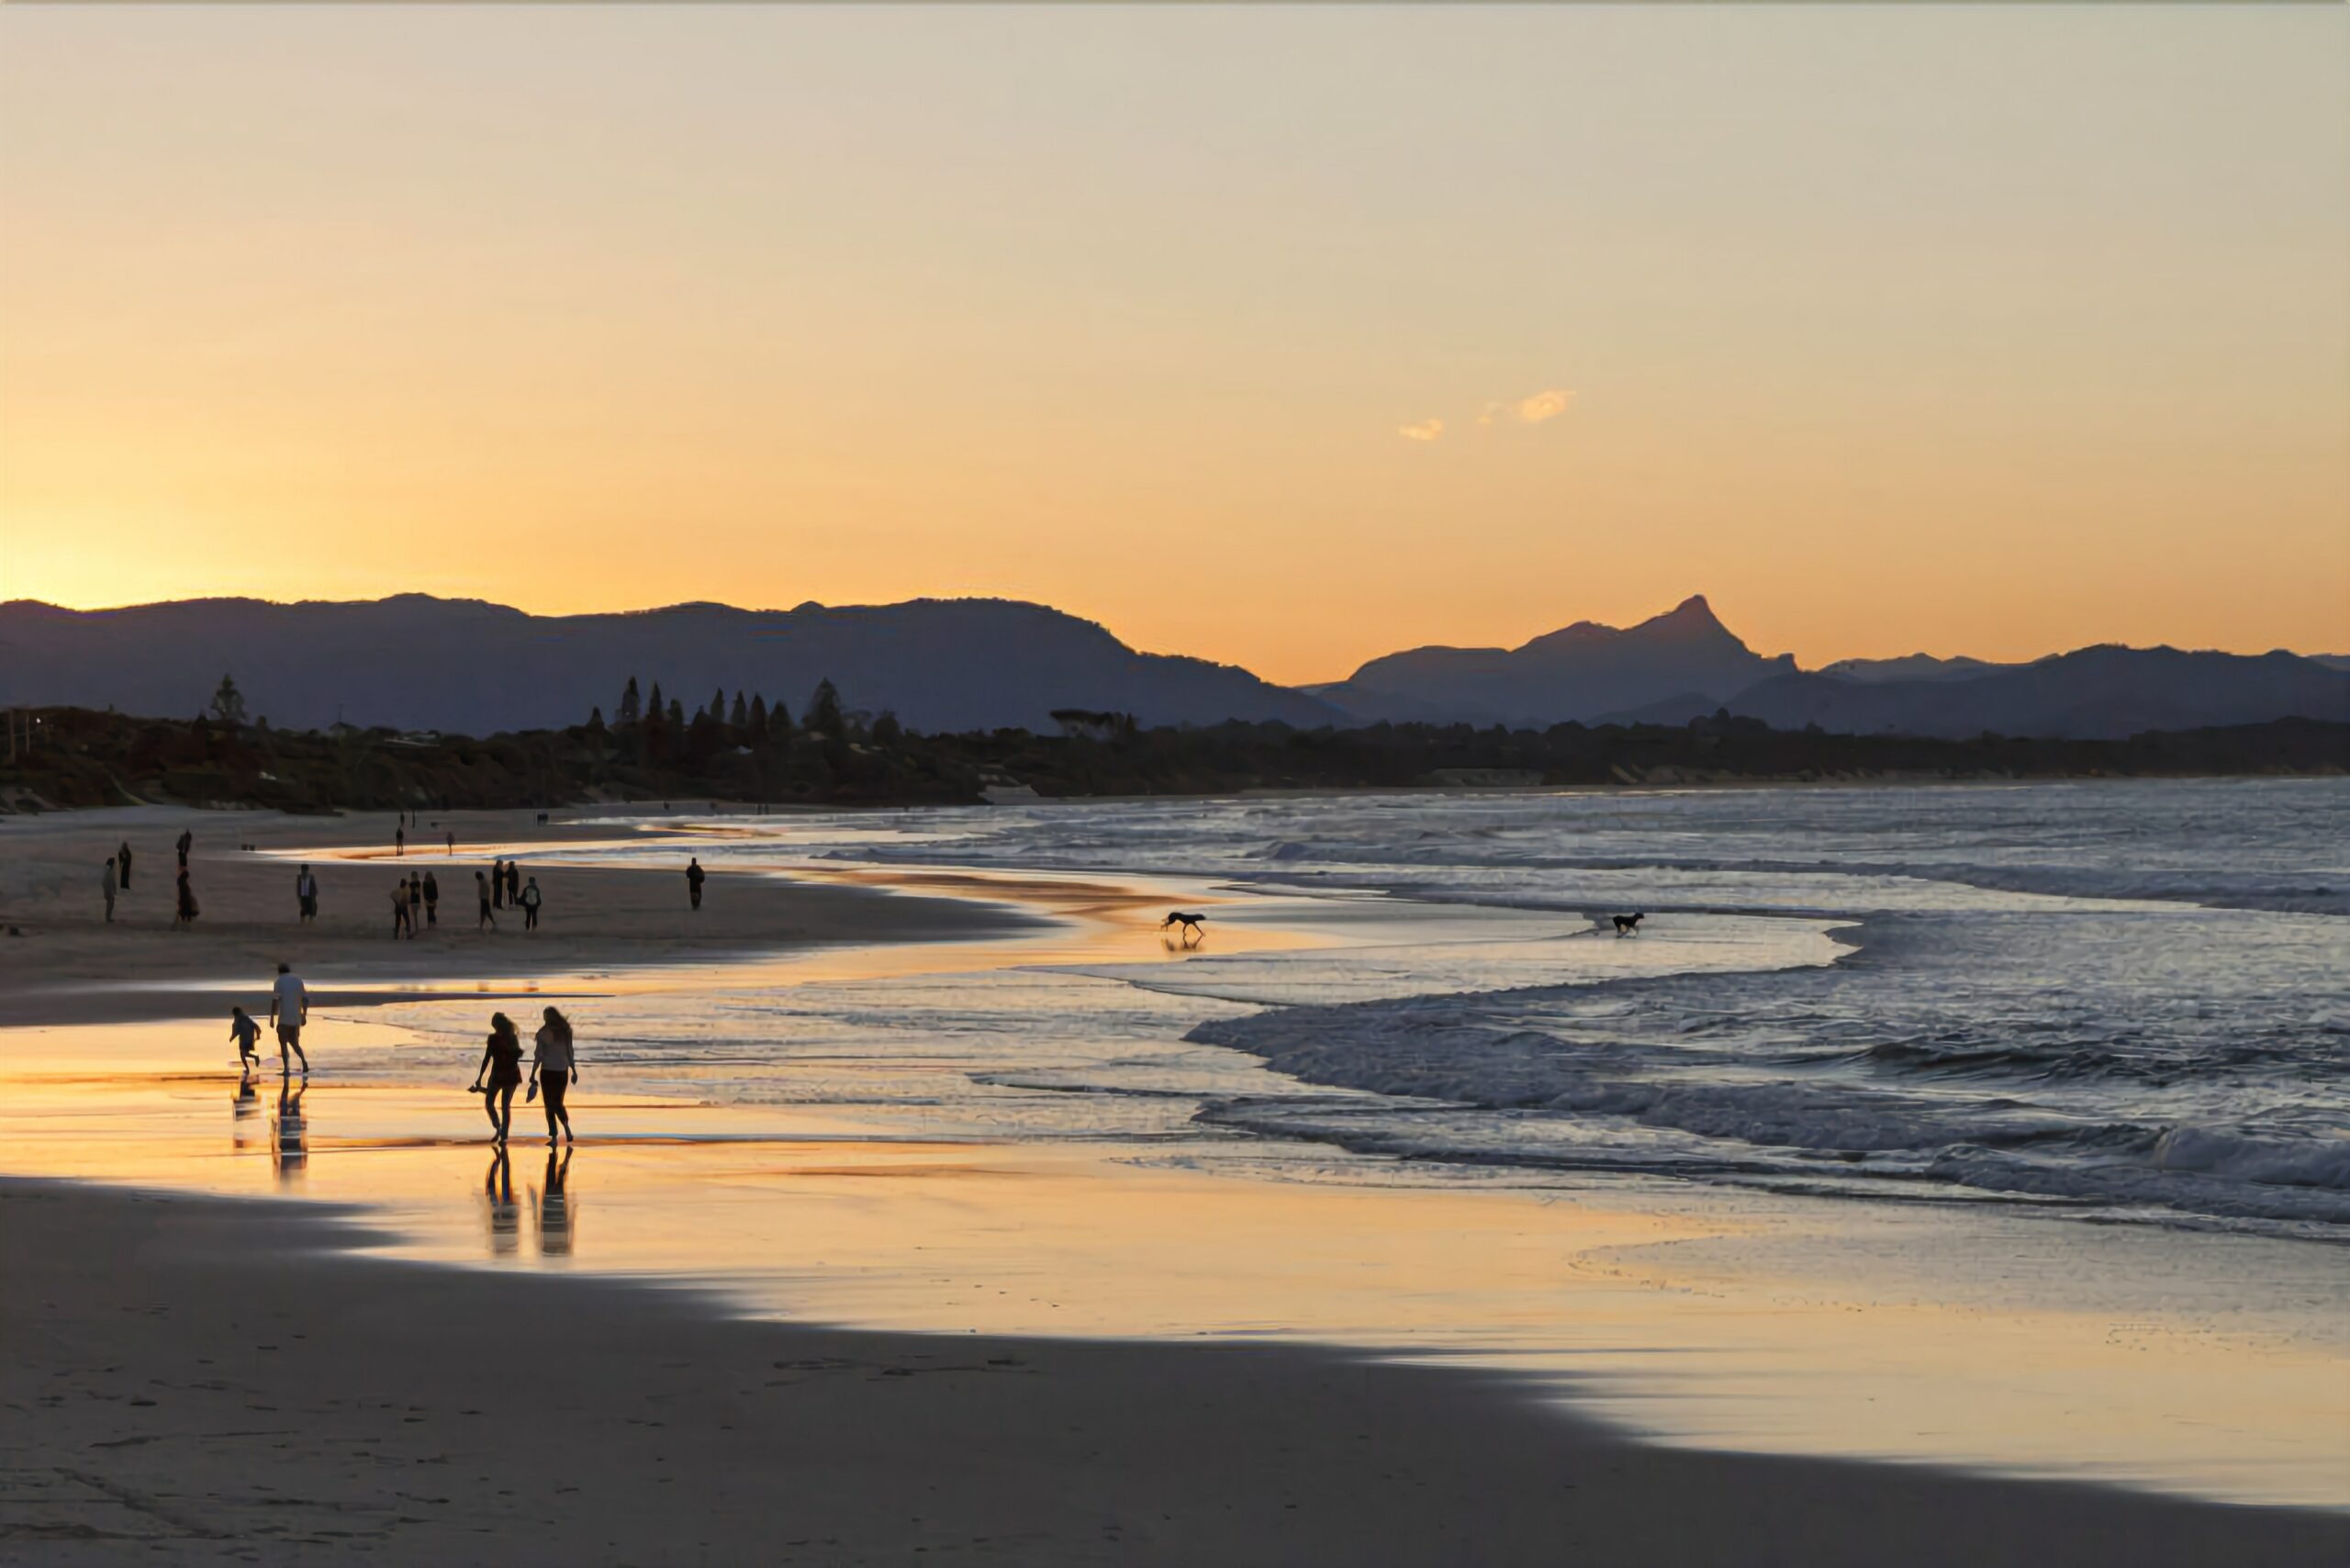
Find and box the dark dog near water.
[1611,913,1645,937]
[1161,912,1208,943]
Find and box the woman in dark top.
[471,1012,525,1143]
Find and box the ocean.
[368,777,2349,1244]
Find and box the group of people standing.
[389,870,439,936]
[102,832,201,926]
[474,859,543,930]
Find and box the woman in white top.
[530,1006,577,1145]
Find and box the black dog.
[1161,912,1208,943]
[1611,913,1645,937]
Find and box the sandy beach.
[4,800,2346,1563]
[6,1177,2343,1566]
[0,806,1030,1025]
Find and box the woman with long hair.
[531,1006,576,1145]
[471,1012,525,1144]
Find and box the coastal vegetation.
[3,686,2344,813]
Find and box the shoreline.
[6,1175,2343,1566]
[5,795,2345,1552]
[0,805,1037,1026]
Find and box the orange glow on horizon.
[3,6,2344,684]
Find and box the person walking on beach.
[530,1005,576,1144]
[476,869,498,930]
[391,879,411,939]
[296,864,319,924]
[686,857,706,911]
[103,857,118,924]
[229,1005,263,1070]
[407,874,423,935]
[268,962,310,1075]
[444,829,455,855]
[395,823,406,857]
[472,1012,525,1144]
[504,860,520,908]
[118,840,133,889]
[422,869,440,927]
[174,867,199,927]
[491,860,506,910]
[176,828,193,868]
[519,876,543,931]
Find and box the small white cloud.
[1514,388,1572,424]
[1475,402,1503,427]
[1397,418,1445,442]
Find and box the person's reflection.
[532,1146,575,1259]
[271,1079,308,1186]
[232,1065,263,1153]
[483,1147,520,1257]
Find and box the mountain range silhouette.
[4,593,2344,741]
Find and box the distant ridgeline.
[5,594,2347,741]
[1,695,2343,813]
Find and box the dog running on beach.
[1611,913,1645,937]
[1160,912,1209,943]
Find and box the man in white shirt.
[267,963,311,1076]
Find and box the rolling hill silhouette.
[0,595,1338,735]
[6,592,2344,742]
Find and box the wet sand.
[0,806,1031,1025]
[5,805,2346,1561]
[6,1177,2343,1567]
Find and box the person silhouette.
[407,875,423,935]
[504,860,520,907]
[686,857,706,911]
[472,1011,525,1144]
[229,1005,263,1070]
[103,857,118,924]
[391,879,412,939]
[296,863,319,924]
[176,828,192,868]
[268,962,310,1075]
[531,1006,576,1144]
[174,867,199,926]
[422,869,440,926]
[118,840,133,889]
[395,823,405,857]
[476,870,498,930]
[520,876,543,931]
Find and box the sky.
[2,6,2344,684]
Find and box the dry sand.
[5,1179,2344,1567]
[0,806,1028,1025]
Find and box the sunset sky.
[3,6,2344,683]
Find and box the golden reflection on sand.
[1,1041,2344,1506]
[2,850,2344,1509]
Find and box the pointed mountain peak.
[1652,594,1722,628]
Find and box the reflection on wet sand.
[271,1079,307,1187]
[533,1147,576,1258]
[231,1067,263,1151]
[484,1148,520,1256]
